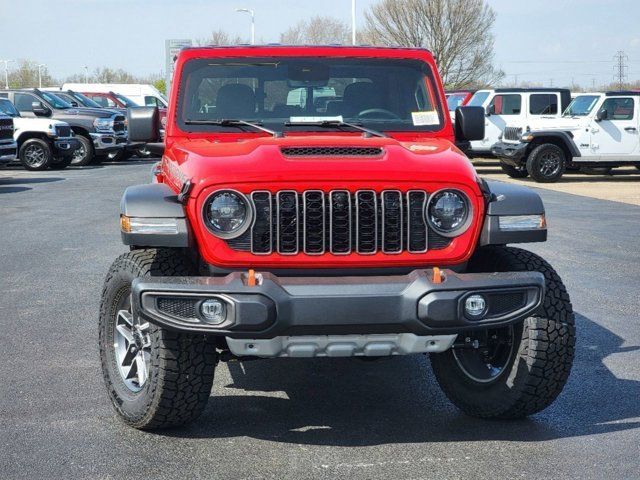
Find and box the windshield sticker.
[289,116,343,123]
[412,111,439,126]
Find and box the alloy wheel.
[23,144,47,168]
[71,144,87,165]
[113,307,152,393]
[539,151,561,177]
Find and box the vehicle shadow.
[0,186,32,194]
[0,176,64,185]
[161,313,640,446]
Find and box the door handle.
[624,127,638,133]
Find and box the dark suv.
[0,89,126,166]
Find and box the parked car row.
[445,88,640,182]
[0,83,168,170]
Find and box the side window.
[14,93,37,112]
[530,94,558,115]
[601,97,634,121]
[145,96,160,107]
[490,94,521,115]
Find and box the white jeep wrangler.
[492,91,640,182]
[466,88,572,157]
[0,97,79,170]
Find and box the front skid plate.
[226,333,458,358]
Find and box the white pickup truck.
[466,88,572,157]
[492,91,640,182]
[0,97,79,170]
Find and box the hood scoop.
[281,146,384,157]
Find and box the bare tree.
[281,16,351,45]
[363,0,503,88]
[197,29,245,46]
[7,60,56,88]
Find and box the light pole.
[236,8,255,45]
[0,59,14,89]
[84,65,89,83]
[37,63,46,88]
[351,0,357,45]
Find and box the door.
[590,97,640,160]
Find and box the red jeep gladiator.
[99,46,575,429]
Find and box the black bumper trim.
[131,269,545,337]
[492,141,528,165]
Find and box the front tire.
[71,134,95,166]
[526,144,566,183]
[430,246,575,419]
[500,161,529,178]
[19,138,53,171]
[99,249,217,430]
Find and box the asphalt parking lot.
[1,160,639,479]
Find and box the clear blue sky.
[1,0,639,87]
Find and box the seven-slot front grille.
[225,190,452,255]
[503,126,522,142]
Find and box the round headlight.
[426,189,472,237]
[203,190,253,239]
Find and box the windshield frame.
[175,56,447,135]
[467,91,491,107]
[562,95,601,117]
[40,91,73,109]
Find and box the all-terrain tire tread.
[431,246,575,419]
[99,248,217,430]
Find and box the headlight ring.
[202,189,254,239]
[425,189,473,237]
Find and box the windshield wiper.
[184,119,283,138]
[284,120,387,138]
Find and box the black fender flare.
[120,183,190,247]
[527,130,581,158]
[479,180,547,246]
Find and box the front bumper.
[0,140,17,163]
[90,132,127,152]
[132,269,545,341]
[53,137,81,157]
[492,141,528,165]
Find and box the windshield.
[40,91,72,109]
[69,91,102,108]
[0,98,19,117]
[178,57,444,133]
[563,95,600,116]
[467,91,491,107]
[446,93,468,111]
[114,93,138,107]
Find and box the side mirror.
[595,108,608,122]
[128,106,164,156]
[455,106,485,143]
[32,101,51,117]
[69,101,79,107]
[485,104,495,116]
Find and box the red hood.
[163,135,481,197]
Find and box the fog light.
[200,298,227,324]
[465,294,486,318]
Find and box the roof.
[605,90,640,96]
[494,88,571,94]
[183,44,433,53]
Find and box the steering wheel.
[356,108,402,120]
